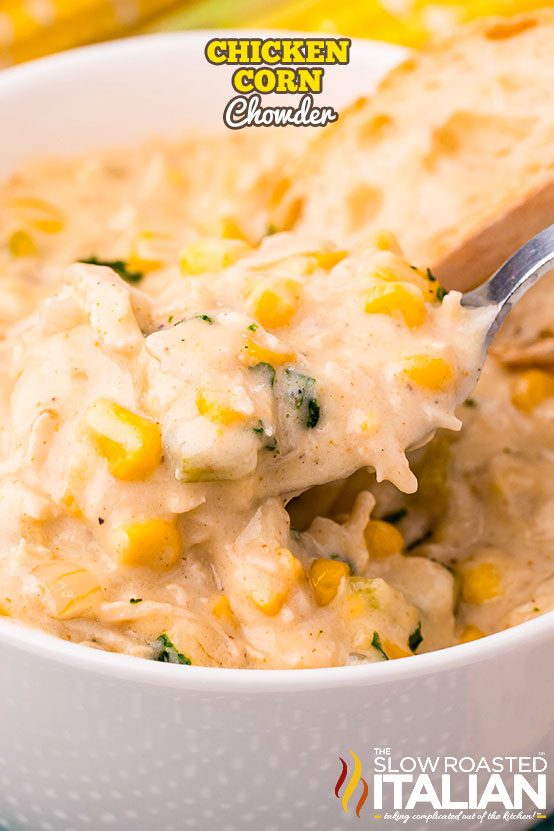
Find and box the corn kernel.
[275,197,303,232]
[241,336,295,367]
[360,413,380,433]
[11,196,64,234]
[310,558,350,606]
[211,594,238,627]
[203,216,248,241]
[364,520,404,559]
[269,175,291,209]
[370,230,402,253]
[249,278,302,329]
[401,355,454,391]
[383,639,412,659]
[128,230,174,273]
[196,390,249,426]
[116,518,181,569]
[255,253,315,279]
[364,282,426,328]
[460,563,502,605]
[85,398,162,481]
[372,265,406,283]
[511,369,554,413]
[346,593,367,618]
[376,263,424,292]
[276,547,304,582]
[60,491,83,519]
[166,165,186,187]
[8,229,36,257]
[34,562,102,620]
[460,625,485,643]
[179,238,250,275]
[249,549,303,616]
[349,576,379,600]
[312,250,347,269]
[222,217,247,240]
[251,590,286,616]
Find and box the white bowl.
[0,33,552,831]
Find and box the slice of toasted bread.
[271,12,554,289]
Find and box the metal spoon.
[461,224,554,346]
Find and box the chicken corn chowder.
[0,135,550,669]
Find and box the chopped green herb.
[153,633,191,665]
[79,256,144,284]
[285,367,321,429]
[463,398,477,408]
[426,267,438,283]
[382,508,408,524]
[436,285,448,302]
[286,368,315,408]
[249,361,276,387]
[252,420,278,452]
[371,631,389,661]
[167,315,174,324]
[533,607,540,613]
[129,598,142,604]
[306,398,320,429]
[408,624,423,653]
[193,314,214,324]
[247,322,258,332]
[266,223,277,236]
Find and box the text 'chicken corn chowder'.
[0,137,551,669]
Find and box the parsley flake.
[79,256,143,284]
[408,624,423,653]
[371,631,389,661]
[153,633,191,665]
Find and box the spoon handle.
[462,224,554,344]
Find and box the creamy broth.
[0,136,549,669]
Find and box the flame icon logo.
[334,750,369,817]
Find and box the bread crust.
[433,178,554,290]
[271,10,554,289]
